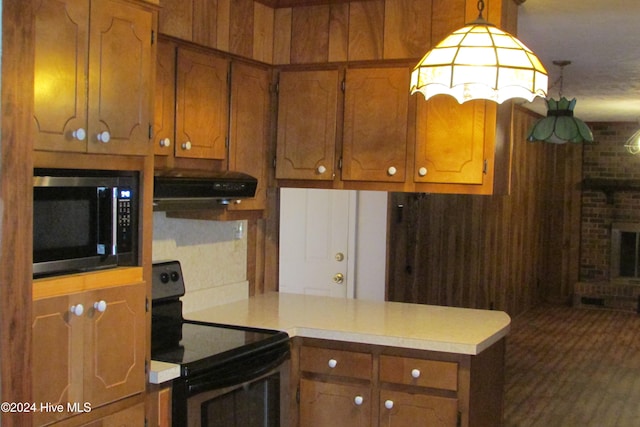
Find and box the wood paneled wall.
[2,0,35,423]
[158,0,517,65]
[387,106,583,317]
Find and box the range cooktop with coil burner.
[150,260,290,384]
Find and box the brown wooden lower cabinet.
[32,279,146,426]
[292,337,505,427]
[80,403,145,426]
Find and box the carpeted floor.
[504,304,640,427]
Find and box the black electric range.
[150,261,290,425]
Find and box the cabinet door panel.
[33,0,89,152]
[380,390,458,427]
[415,96,488,184]
[342,67,409,182]
[84,283,146,407]
[33,294,84,426]
[175,47,229,160]
[88,0,153,155]
[300,379,371,427]
[154,40,177,156]
[276,70,339,180]
[228,62,271,211]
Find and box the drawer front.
[379,389,458,427]
[379,356,458,391]
[300,346,372,380]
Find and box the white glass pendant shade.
[410,21,548,104]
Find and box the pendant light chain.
[477,0,485,19]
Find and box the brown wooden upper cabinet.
[275,66,510,195]
[155,41,229,160]
[154,38,271,211]
[275,69,340,181]
[33,0,155,156]
[275,66,410,184]
[415,96,495,185]
[342,67,409,183]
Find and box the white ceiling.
[516,0,640,122]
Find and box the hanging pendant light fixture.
[410,0,548,104]
[624,123,640,154]
[527,60,593,144]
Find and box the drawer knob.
[384,400,394,410]
[328,358,337,368]
[70,304,84,317]
[96,131,111,143]
[93,300,107,313]
[411,368,421,379]
[159,137,171,148]
[182,141,192,150]
[317,165,327,174]
[387,166,397,176]
[354,395,364,406]
[72,128,86,141]
[418,167,428,176]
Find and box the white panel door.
[279,188,356,297]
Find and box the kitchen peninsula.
[188,293,511,426]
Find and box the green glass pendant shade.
[527,97,594,144]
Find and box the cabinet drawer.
[300,346,372,380]
[379,356,457,391]
[379,389,458,427]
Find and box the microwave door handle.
[96,187,115,256]
[111,188,118,255]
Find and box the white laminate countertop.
[187,292,511,356]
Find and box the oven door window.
[33,186,112,263]
[201,373,280,427]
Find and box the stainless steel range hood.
[153,169,257,211]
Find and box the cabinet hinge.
[457,411,462,427]
[274,81,279,94]
[145,359,149,375]
[273,156,277,169]
[341,78,346,92]
[148,124,153,140]
[483,159,488,174]
[151,30,155,45]
[338,157,343,170]
[296,386,300,404]
[145,297,150,313]
[144,418,148,427]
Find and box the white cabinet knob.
[96,131,111,143]
[418,167,428,177]
[93,300,107,313]
[317,165,327,174]
[159,138,171,148]
[384,400,394,410]
[354,396,364,406]
[387,166,397,176]
[411,368,421,378]
[70,304,84,317]
[182,141,192,150]
[72,128,86,141]
[328,358,337,368]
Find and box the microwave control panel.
[117,187,134,252]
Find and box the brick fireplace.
[575,121,640,311]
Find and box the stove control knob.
[170,271,180,282]
[160,272,170,284]
[328,358,337,369]
[94,300,107,313]
[70,304,84,317]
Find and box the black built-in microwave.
[33,168,139,278]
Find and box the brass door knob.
[335,252,344,262]
[333,273,344,284]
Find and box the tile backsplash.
[152,212,248,313]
